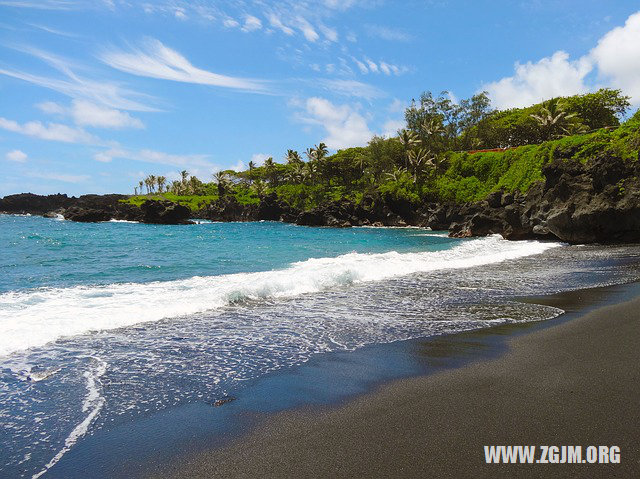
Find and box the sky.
[1,0,639,196]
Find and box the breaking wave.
[0,235,561,357]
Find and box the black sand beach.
[167,284,640,478]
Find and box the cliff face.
[448,154,640,243]
[1,154,639,243]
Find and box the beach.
[168,283,640,478]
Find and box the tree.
[138,180,144,195]
[157,176,166,193]
[530,98,577,140]
[315,142,328,160]
[305,147,317,162]
[213,171,229,196]
[397,129,420,168]
[286,149,302,164]
[248,160,256,184]
[252,179,267,196]
[263,157,278,185]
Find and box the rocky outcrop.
[0,193,190,225]
[140,200,192,224]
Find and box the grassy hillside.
[124,93,639,211]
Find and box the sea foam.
[0,235,561,357]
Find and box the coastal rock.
[140,200,192,224]
[0,193,73,214]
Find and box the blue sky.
[1,0,639,196]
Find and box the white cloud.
[223,18,240,28]
[353,57,405,76]
[295,16,319,42]
[249,153,270,166]
[0,1,78,10]
[267,13,294,35]
[365,24,411,42]
[353,57,368,74]
[591,11,640,104]
[300,97,372,149]
[0,117,98,144]
[242,15,262,32]
[93,147,215,169]
[38,99,144,129]
[27,171,90,183]
[482,11,640,109]
[365,58,379,73]
[0,49,156,112]
[174,8,187,20]
[100,38,267,93]
[5,149,28,162]
[316,79,385,100]
[382,119,404,138]
[319,24,338,42]
[482,51,592,109]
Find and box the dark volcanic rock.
[0,193,73,214]
[140,200,192,224]
[447,154,640,244]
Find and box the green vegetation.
[124,88,638,211]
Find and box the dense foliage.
[125,89,637,211]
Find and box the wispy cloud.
[27,171,90,183]
[93,147,216,169]
[0,0,79,10]
[316,79,385,100]
[0,47,157,111]
[365,24,412,42]
[38,99,145,129]
[352,56,407,76]
[100,38,269,93]
[0,117,99,144]
[242,15,262,32]
[5,149,28,162]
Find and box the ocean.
[1,214,639,478]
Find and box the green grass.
[121,194,220,210]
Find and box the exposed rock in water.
[140,200,192,224]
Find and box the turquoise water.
[0,215,457,293]
[2,214,639,478]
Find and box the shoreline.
[165,282,640,478]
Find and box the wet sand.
[168,284,640,478]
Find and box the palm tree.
[397,129,421,168]
[252,179,267,196]
[149,175,157,194]
[157,176,166,194]
[213,171,229,196]
[420,118,445,137]
[385,167,409,182]
[138,180,144,195]
[134,186,138,195]
[315,142,328,160]
[407,148,428,182]
[286,149,302,164]
[530,98,577,140]
[305,161,318,185]
[354,154,368,175]
[171,180,181,194]
[305,147,317,162]
[263,157,278,185]
[248,160,256,184]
